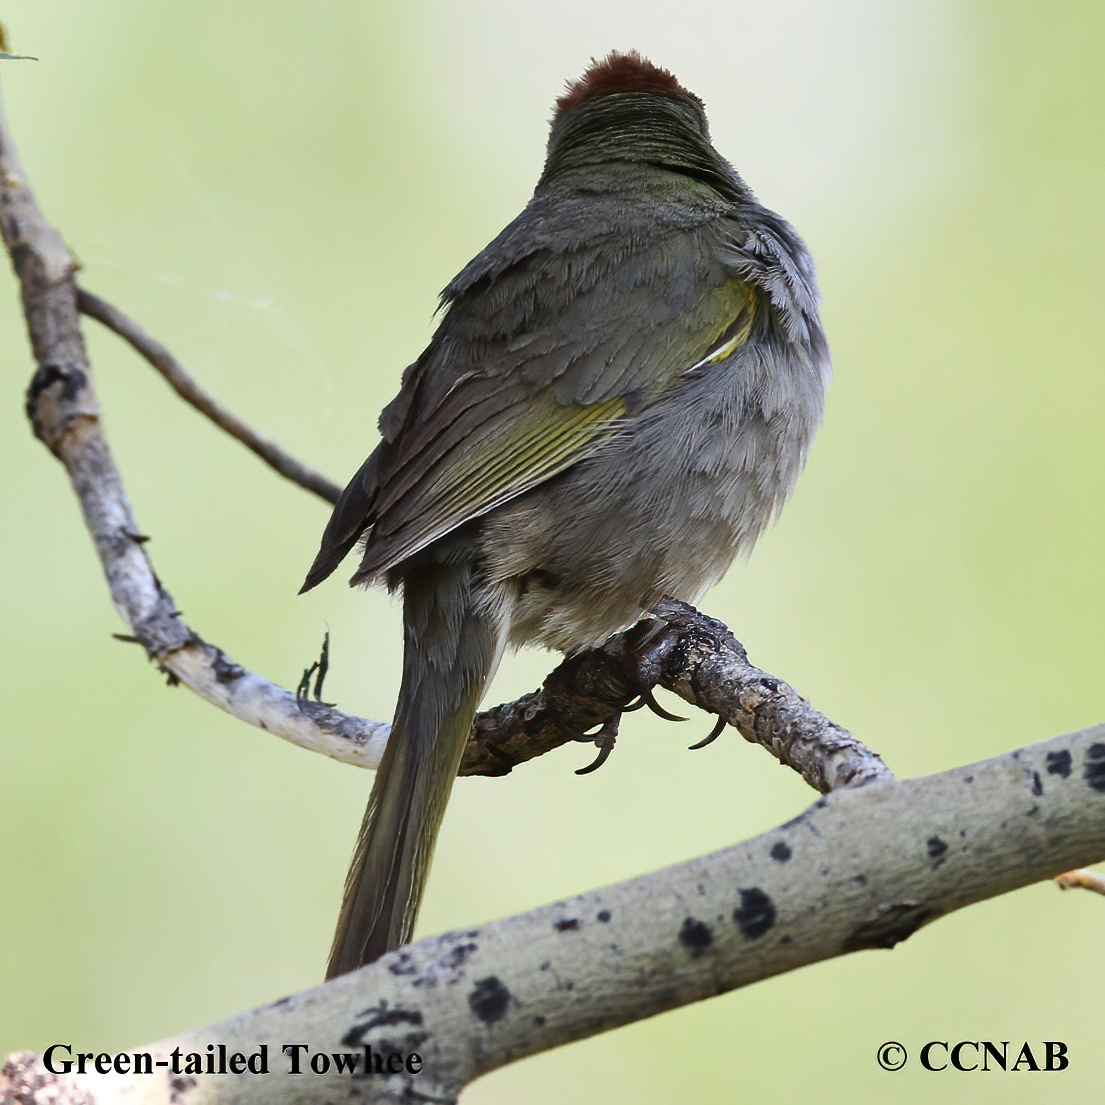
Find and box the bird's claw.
[575,714,620,775]
[639,687,687,722]
[688,713,727,750]
[623,688,687,721]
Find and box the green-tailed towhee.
[302,50,830,978]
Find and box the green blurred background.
[2,1,1102,1101]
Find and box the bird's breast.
[481,331,826,654]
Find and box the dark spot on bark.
[554,918,580,932]
[388,951,418,976]
[440,942,478,970]
[168,1075,196,1103]
[341,1003,423,1047]
[927,836,948,860]
[106,530,135,562]
[212,648,246,684]
[539,960,550,971]
[533,1015,546,1027]
[678,917,714,956]
[468,976,511,1023]
[1026,805,1039,816]
[27,361,88,409]
[770,841,792,862]
[270,994,292,1008]
[779,934,791,945]
[157,663,180,687]
[963,775,974,784]
[1084,744,1105,792]
[733,888,776,939]
[853,874,867,886]
[1030,771,1043,797]
[1047,750,1072,778]
[845,902,936,951]
[596,910,611,923]
[814,798,828,810]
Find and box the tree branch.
[464,600,891,791]
[75,287,344,505]
[5,724,1103,1104]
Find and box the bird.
[301,50,830,979]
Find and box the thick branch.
[5,724,1104,1104]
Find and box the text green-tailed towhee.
[302,51,830,978]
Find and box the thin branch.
[76,286,343,504]
[5,724,1104,1104]
[464,602,891,791]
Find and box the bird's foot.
[617,615,687,719]
[621,613,728,751]
[569,616,684,773]
[548,608,730,774]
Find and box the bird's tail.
[325,561,507,978]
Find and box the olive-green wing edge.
[352,393,625,581]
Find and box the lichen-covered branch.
[462,602,892,791]
[5,724,1104,1105]
[0,94,387,771]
